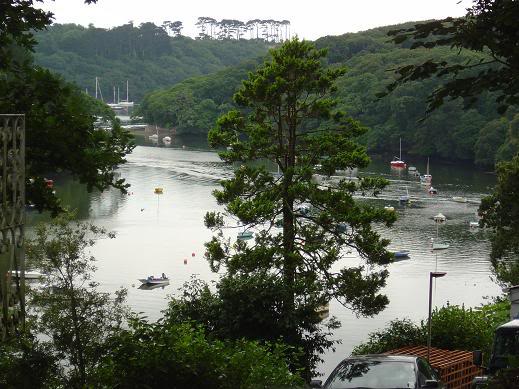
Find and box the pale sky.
[39,0,470,40]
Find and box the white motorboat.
[428,186,438,195]
[384,205,395,212]
[469,221,480,228]
[139,274,169,285]
[163,136,172,144]
[452,196,468,203]
[408,166,417,172]
[9,270,45,280]
[399,187,410,203]
[433,213,446,223]
[432,242,450,250]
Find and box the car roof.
[339,355,419,363]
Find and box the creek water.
[28,135,502,378]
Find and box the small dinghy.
[432,242,450,250]
[428,186,438,195]
[469,221,480,228]
[237,231,254,240]
[393,250,410,258]
[139,273,169,285]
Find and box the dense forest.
[33,23,271,102]
[139,23,518,167]
[34,21,518,166]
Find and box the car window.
[416,358,437,385]
[325,360,416,389]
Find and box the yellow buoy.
[154,187,163,194]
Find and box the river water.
[28,135,502,377]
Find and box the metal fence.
[0,114,25,340]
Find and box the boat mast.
[426,157,430,175]
[399,138,402,161]
[117,86,120,103]
[95,77,98,99]
[113,86,116,103]
[126,80,129,102]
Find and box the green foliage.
[95,318,304,388]
[1,2,135,214]
[386,0,519,114]
[351,318,424,355]
[0,334,59,388]
[26,215,129,387]
[204,38,395,380]
[480,155,519,285]
[165,276,339,378]
[0,65,135,214]
[33,23,270,102]
[352,300,510,360]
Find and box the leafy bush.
[95,318,304,388]
[353,300,510,359]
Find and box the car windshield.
[325,360,416,389]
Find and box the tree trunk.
[69,284,86,387]
[282,97,297,344]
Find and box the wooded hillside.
[140,23,518,166]
[33,23,271,102]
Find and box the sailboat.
[390,138,407,168]
[118,80,134,107]
[420,157,432,185]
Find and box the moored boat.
[139,273,169,285]
[393,250,410,258]
[452,196,468,203]
[390,138,406,169]
[237,231,254,240]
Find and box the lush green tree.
[474,118,508,166]
[385,0,519,114]
[95,318,304,388]
[0,334,59,388]
[1,66,135,214]
[480,155,519,284]
[352,300,509,359]
[204,38,395,379]
[26,216,128,387]
[1,0,135,213]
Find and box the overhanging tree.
[384,0,519,114]
[205,38,395,377]
[1,0,134,214]
[380,0,519,286]
[479,155,519,285]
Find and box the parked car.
[311,355,445,388]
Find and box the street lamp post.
[428,271,447,361]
